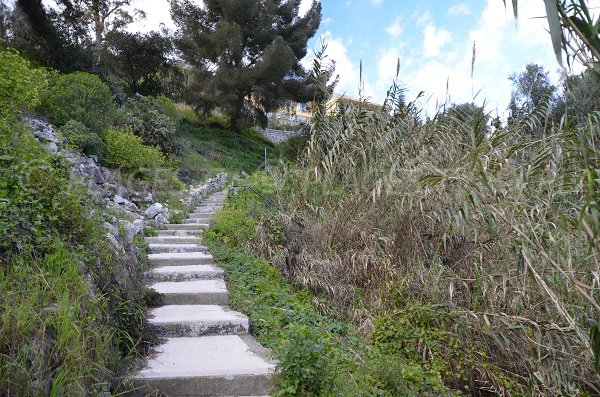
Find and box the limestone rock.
[145,203,164,219]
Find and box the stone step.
[149,305,249,337]
[149,244,208,254]
[164,223,209,231]
[156,229,203,237]
[191,208,222,215]
[151,279,229,305]
[144,264,224,282]
[127,335,275,397]
[148,252,214,266]
[145,236,203,245]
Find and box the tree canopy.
[171,0,322,129]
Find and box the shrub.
[40,72,118,134]
[122,94,182,155]
[103,126,166,171]
[202,114,231,130]
[60,119,106,159]
[0,48,44,114]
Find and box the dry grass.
[263,79,600,395]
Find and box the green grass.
[177,121,278,181]
[203,173,461,396]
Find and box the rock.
[46,142,59,153]
[113,195,128,205]
[240,171,249,178]
[133,219,145,234]
[145,203,164,218]
[91,167,105,184]
[155,213,169,224]
[106,232,124,251]
[144,192,153,203]
[116,185,130,199]
[103,222,119,239]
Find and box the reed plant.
[265,58,600,394]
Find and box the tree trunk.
[92,0,103,70]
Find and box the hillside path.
[129,190,275,396]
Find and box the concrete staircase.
[128,190,275,396]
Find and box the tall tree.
[103,30,179,96]
[66,0,143,69]
[509,63,556,116]
[171,0,321,129]
[13,0,93,71]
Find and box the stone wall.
[259,128,307,144]
[186,173,229,208]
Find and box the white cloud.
[371,0,383,5]
[448,3,471,17]
[423,23,452,58]
[305,32,376,100]
[298,0,314,17]
[385,18,403,38]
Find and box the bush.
[60,119,106,159]
[0,48,44,114]
[122,94,182,155]
[103,126,166,172]
[40,72,118,134]
[0,117,149,395]
[202,114,231,130]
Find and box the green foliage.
[273,76,600,394]
[103,30,178,97]
[171,0,322,128]
[202,114,231,130]
[0,118,88,253]
[40,72,118,134]
[278,135,308,162]
[103,126,166,171]
[204,172,460,396]
[0,117,149,394]
[0,48,44,114]
[60,119,107,159]
[122,94,182,155]
[177,120,279,182]
[275,325,333,396]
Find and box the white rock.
[145,203,164,218]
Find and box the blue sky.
[135,0,600,116]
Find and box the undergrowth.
[204,173,464,396]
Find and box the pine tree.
[171,0,321,129]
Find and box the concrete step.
[149,305,249,337]
[191,208,222,215]
[148,252,215,266]
[144,264,224,282]
[128,335,276,396]
[145,236,203,245]
[156,229,203,236]
[149,244,208,254]
[184,217,213,224]
[164,223,209,231]
[151,279,229,305]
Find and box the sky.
[133,0,600,117]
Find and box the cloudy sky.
[135,0,599,116]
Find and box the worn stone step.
[145,236,203,245]
[127,335,276,397]
[156,229,203,237]
[144,265,224,282]
[164,223,209,230]
[151,279,228,305]
[191,208,222,215]
[148,252,214,266]
[149,244,208,254]
[183,218,213,224]
[149,305,249,337]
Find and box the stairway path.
[128,190,275,397]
